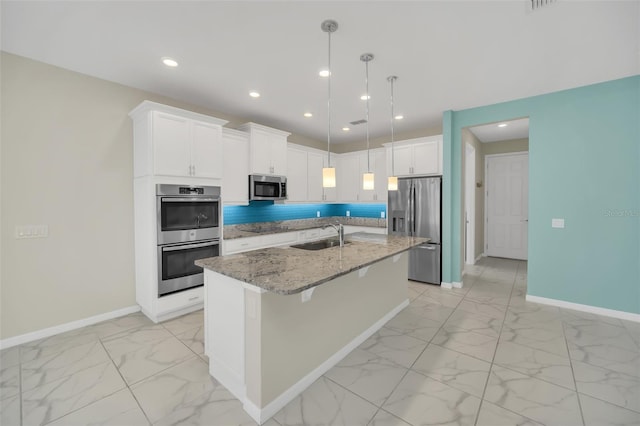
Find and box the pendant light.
[361,53,374,191]
[387,76,398,191]
[321,20,337,188]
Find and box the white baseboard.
[526,295,640,323]
[243,298,410,425]
[0,305,141,350]
[441,281,463,289]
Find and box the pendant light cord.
[365,58,371,172]
[327,29,332,167]
[390,76,395,176]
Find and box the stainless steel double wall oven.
[156,184,220,297]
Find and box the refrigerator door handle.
[409,183,414,236]
[417,245,437,250]
[412,185,417,235]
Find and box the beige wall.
[332,126,443,154]
[460,130,529,270]
[0,52,324,340]
[461,129,485,266]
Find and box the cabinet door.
[391,144,413,176]
[412,141,440,175]
[153,112,191,177]
[286,147,308,202]
[191,121,223,178]
[338,154,360,202]
[373,150,388,202]
[250,130,273,175]
[222,133,249,204]
[307,152,325,202]
[269,135,288,175]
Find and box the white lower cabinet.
[224,226,386,255]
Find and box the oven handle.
[161,240,219,252]
[161,197,219,203]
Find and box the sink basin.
[291,238,350,251]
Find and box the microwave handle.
[161,197,219,203]
[162,241,219,252]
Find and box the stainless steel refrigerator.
[388,176,441,284]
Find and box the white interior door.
[485,152,528,260]
[465,143,476,264]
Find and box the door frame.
[464,143,476,265]
[484,151,529,259]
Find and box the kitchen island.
[195,233,426,424]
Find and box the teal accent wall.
[223,202,386,225]
[442,75,640,314]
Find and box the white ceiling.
[2,1,638,146]
[468,118,530,143]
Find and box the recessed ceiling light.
[249,91,261,98]
[304,112,313,118]
[161,57,178,67]
[498,123,508,128]
[394,115,404,120]
[342,127,350,131]
[319,69,330,77]
[360,94,371,100]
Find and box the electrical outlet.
[551,218,565,228]
[316,211,320,218]
[381,212,385,218]
[346,210,350,217]
[15,225,49,239]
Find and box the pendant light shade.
[363,173,375,190]
[361,53,374,190]
[321,20,338,188]
[322,167,336,187]
[387,75,398,191]
[388,176,398,191]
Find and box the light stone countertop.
[196,233,427,295]
[223,217,386,240]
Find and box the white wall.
[0,52,323,340]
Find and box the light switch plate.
[551,218,565,228]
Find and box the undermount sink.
[291,238,350,251]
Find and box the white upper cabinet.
[287,144,337,203]
[306,151,325,202]
[238,122,290,176]
[338,149,386,203]
[337,153,360,202]
[222,128,249,205]
[286,146,308,202]
[385,135,442,177]
[307,151,337,202]
[129,101,227,179]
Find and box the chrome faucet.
[323,223,345,247]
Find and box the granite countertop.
[196,233,427,295]
[223,217,387,240]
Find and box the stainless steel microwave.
[249,174,287,201]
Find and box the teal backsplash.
[223,202,386,225]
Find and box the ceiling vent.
[527,0,557,12]
[349,119,367,125]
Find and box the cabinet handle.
[188,296,200,301]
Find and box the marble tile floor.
[2,257,639,425]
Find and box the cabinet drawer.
[262,231,298,247]
[224,236,264,254]
[155,287,203,315]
